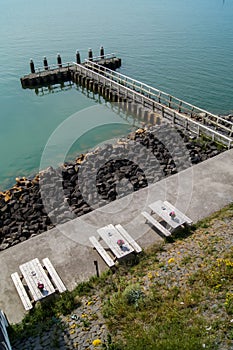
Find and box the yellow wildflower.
[147,272,153,279]
[215,284,222,289]
[92,338,102,346]
[217,258,233,267]
[168,257,175,264]
[225,259,233,267]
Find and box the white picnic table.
[97,224,134,259]
[148,200,186,230]
[19,258,55,302]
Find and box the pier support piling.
[43,56,48,70]
[30,59,35,74]
[88,48,93,61]
[100,46,104,59]
[76,50,81,64]
[57,54,62,68]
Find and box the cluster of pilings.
[71,70,123,101]
[29,46,106,74]
[20,46,121,89]
[69,69,157,124]
[21,68,73,88]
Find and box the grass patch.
[8,291,77,341]
[103,282,215,349]
[99,204,233,349]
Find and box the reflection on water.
[34,82,74,96]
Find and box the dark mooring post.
[88,48,93,61]
[30,59,35,73]
[94,260,99,277]
[100,46,104,59]
[43,56,48,70]
[76,50,81,64]
[57,53,62,68]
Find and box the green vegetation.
[8,291,78,340]
[9,203,233,349]
[192,133,226,152]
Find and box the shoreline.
[0,124,226,251]
[0,112,231,194]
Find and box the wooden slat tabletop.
[149,200,186,229]
[97,224,134,259]
[19,258,55,302]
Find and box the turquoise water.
[0,0,233,190]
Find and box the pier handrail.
[86,53,116,62]
[34,62,73,74]
[83,60,233,134]
[32,54,116,74]
[72,61,232,148]
[32,52,116,74]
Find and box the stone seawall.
[0,125,224,250]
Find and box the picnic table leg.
[94,260,100,277]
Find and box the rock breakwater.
[0,125,224,250]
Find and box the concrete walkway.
[1,149,233,324]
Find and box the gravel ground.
[12,295,108,350]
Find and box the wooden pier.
[20,48,233,149]
[20,52,121,89]
[77,60,233,147]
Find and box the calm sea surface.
[0,0,233,190]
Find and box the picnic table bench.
[89,236,115,267]
[11,272,33,311]
[0,309,12,350]
[141,211,171,237]
[42,258,67,293]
